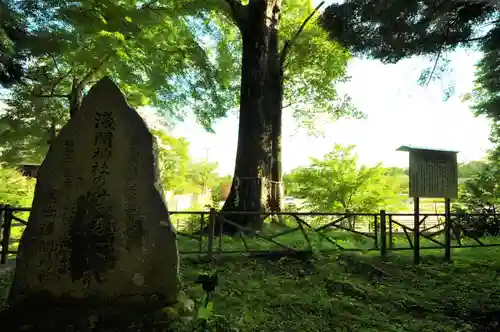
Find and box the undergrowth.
[2,231,500,331]
[174,248,500,332]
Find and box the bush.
[454,205,500,238]
[0,163,35,207]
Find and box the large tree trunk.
[218,0,283,234]
[268,36,284,215]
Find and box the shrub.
[0,163,35,207]
[453,205,500,238]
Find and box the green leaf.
[197,301,214,321]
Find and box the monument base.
[0,301,177,332]
[0,290,195,332]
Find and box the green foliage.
[321,1,493,63]
[453,157,500,237]
[284,144,405,213]
[4,244,500,331]
[469,24,500,128]
[0,163,35,207]
[3,208,500,331]
[0,2,28,86]
[183,0,359,125]
[187,161,219,195]
[458,160,488,179]
[458,159,500,210]
[278,0,361,129]
[1,0,356,175]
[0,83,69,164]
[0,0,241,163]
[155,129,192,194]
[197,296,214,321]
[211,175,232,204]
[154,129,219,195]
[383,167,409,196]
[20,0,236,121]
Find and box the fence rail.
[1,204,500,265]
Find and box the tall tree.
[2,0,355,232]
[154,129,192,194]
[177,0,357,232]
[155,129,219,194]
[285,144,404,214]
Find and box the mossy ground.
[2,229,500,332]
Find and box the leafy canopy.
[2,0,238,121]
[154,0,360,128]
[1,0,356,163]
[457,153,500,211]
[0,0,242,162]
[284,144,404,212]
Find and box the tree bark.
[217,0,283,234]
[69,77,85,118]
[268,34,284,215]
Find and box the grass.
[2,224,500,332]
[176,250,500,332]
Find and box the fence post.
[206,208,216,259]
[199,213,205,254]
[0,204,4,264]
[444,198,451,261]
[380,210,387,259]
[388,216,393,249]
[373,214,379,249]
[413,197,420,265]
[1,205,12,264]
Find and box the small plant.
[195,272,219,331]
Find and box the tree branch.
[280,1,325,65]
[282,99,314,110]
[32,67,72,99]
[78,53,111,89]
[425,19,451,86]
[426,47,443,86]
[35,93,70,99]
[32,65,73,100]
[225,0,246,27]
[50,55,61,74]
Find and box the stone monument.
[8,77,180,309]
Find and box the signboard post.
[396,146,459,264]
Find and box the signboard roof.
[396,145,459,154]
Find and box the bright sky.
[140,46,492,176]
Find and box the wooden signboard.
[396,145,458,264]
[397,146,458,199]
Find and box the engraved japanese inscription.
[9,77,180,307]
[409,151,458,198]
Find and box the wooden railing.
[1,205,500,265]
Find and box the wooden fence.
[1,205,500,265]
